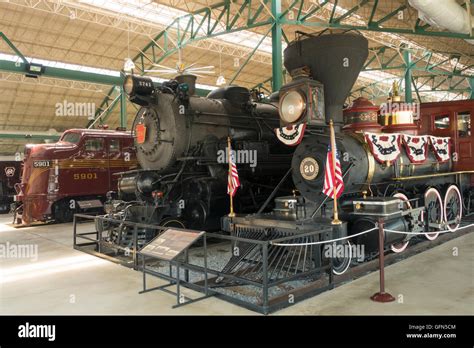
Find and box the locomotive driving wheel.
[423,188,443,240]
[159,217,187,229]
[443,185,462,232]
[390,192,411,253]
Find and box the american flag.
[227,146,240,197]
[323,143,344,199]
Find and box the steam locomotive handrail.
[267,226,336,243]
[392,170,474,181]
[309,162,355,219]
[112,168,158,176]
[270,227,378,247]
[75,213,280,246]
[256,167,293,214]
[193,110,280,122]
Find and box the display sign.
[140,229,204,261]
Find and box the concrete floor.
[0,215,472,315]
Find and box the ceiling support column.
[403,49,413,103]
[271,0,283,92]
[120,86,127,129]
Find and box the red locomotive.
[0,160,22,213]
[14,128,138,225]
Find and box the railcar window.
[434,115,450,129]
[85,138,104,152]
[61,133,81,144]
[457,112,471,138]
[109,139,120,152]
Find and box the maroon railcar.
[419,100,473,179]
[14,128,138,224]
[0,161,22,213]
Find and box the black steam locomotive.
[98,74,293,247]
[99,30,472,277]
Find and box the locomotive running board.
[393,170,474,181]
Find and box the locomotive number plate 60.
[300,157,319,180]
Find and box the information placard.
[139,229,204,261]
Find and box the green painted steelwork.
[271,0,283,92]
[120,85,127,128]
[0,53,123,85]
[87,86,119,128]
[3,0,474,138]
[411,77,422,102]
[404,50,413,103]
[0,133,60,140]
[132,0,274,74]
[280,0,474,39]
[229,26,272,85]
[0,32,28,64]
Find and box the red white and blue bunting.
[429,136,451,162]
[364,132,402,164]
[275,123,306,146]
[402,135,428,163]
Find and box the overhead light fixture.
[216,75,226,86]
[25,63,44,78]
[123,58,135,72]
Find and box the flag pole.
[330,120,342,225]
[227,136,235,217]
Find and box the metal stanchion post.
[371,217,395,302]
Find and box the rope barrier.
[269,223,474,247]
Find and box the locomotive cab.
[419,100,473,172]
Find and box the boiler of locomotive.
[124,75,282,169]
[120,74,290,198]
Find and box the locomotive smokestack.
[283,31,368,125]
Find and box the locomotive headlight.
[123,75,154,97]
[123,75,134,95]
[279,90,306,124]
